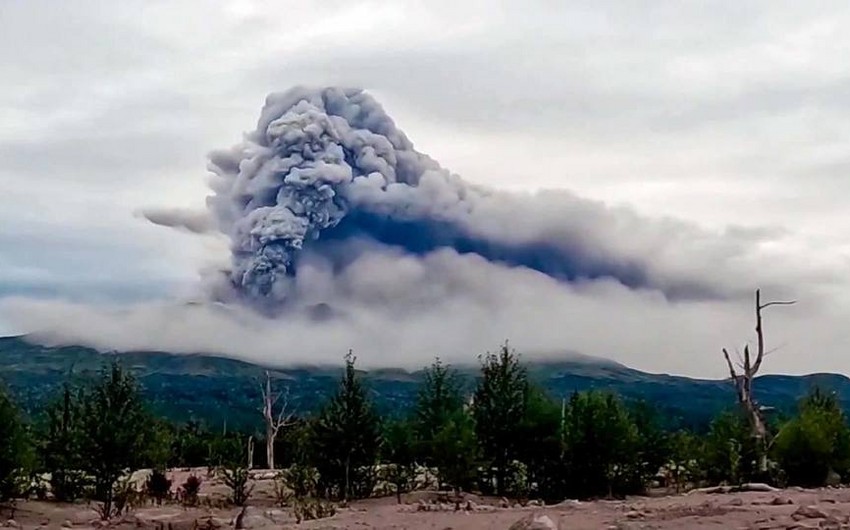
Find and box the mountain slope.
[1,335,848,431]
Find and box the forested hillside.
[2,335,848,431]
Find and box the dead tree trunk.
[722,289,795,474]
[261,370,294,470]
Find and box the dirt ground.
[5,469,850,529]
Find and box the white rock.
[792,505,828,520]
[509,513,559,530]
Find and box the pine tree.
[380,419,416,503]
[432,410,479,494]
[517,385,564,501]
[311,351,381,501]
[471,341,528,496]
[79,362,155,518]
[562,391,641,498]
[0,384,30,502]
[413,358,464,464]
[42,383,86,501]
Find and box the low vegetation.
[0,341,849,519]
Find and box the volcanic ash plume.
[174,86,765,308]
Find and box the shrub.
[221,466,252,506]
[145,469,172,505]
[282,464,318,499]
[773,388,850,487]
[180,475,202,507]
[291,498,336,523]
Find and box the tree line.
[1,342,849,518]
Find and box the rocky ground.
[5,470,850,529]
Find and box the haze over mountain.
[2,2,850,377]
[3,335,848,433]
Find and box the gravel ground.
[4,469,850,529]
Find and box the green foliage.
[516,386,564,502]
[773,388,850,487]
[380,419,417,502]
[41,383,87,502]
[413,358,464,463]
[701,411,757,485]
[179,475,202,506]
[221,465,253,506]
[0,384,31,501]
[77,362,156,518]
[472,341,529,496]
[278,463,319,502]
[666,430,704,491]
[206,431,246,469]
[144,420,175,471]
[10,336,850,435]
[432,410,479,494]
[630,401,671,487]
[562,391,644,498]
[145,469,172,504]
[290,497,336,523]
[310,351,381,501]
[14,338,850,505]
[170,421,215,468]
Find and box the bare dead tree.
[722,289,796,473]
[261,370,295,469]
[247,435,254,470]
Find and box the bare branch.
[721,288,795,474]
[753,290,795,375]
[722,348,738,378]
[762,343,787,358]
[758,300,797,310]
[261,370,296,469]
[723,348,745,402]
[271,386,295,436]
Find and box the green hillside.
[1,335,847,431]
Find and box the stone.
[821,515,843,527]
[826,470,842,487]
[770,496,794,505]
[727,497,744,506]
[62,521,74,528]
[5,521,20,529]
[792,505,828,520]
[508,513,560,530]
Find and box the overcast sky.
[2,1,850,376]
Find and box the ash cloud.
[3,86,830,375]
[204,86,787,308]
[138,207,214,234]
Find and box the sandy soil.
[4,469,850,529]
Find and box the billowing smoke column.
[203,86,716,307]
[207,87,444,301]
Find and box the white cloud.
[0,246,820,377]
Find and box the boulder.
[791,505,828,520]
[826,469,842,487]
[508,513,559,530]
